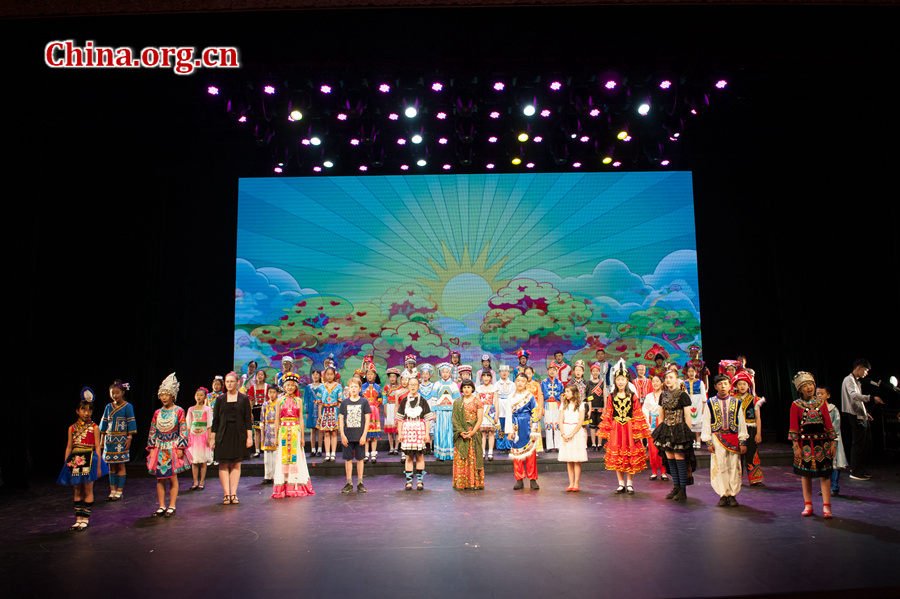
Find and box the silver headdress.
[158,372,180,397]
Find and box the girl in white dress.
[558,385,588,491]
[475,371,499,460]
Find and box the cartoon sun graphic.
[418,241,510,319]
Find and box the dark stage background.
[11,8,898,488]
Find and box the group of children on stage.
[58,344,845,530]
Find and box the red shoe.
[823,503,833,519]
[565,486,574,492]
[801,501,813,517]
[571,485,579,492]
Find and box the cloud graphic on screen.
[642,250,699,301]
[235,258,318,324]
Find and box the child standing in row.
[187,387,212,490]
[598,361,650,494]
[58,389,108,530]
[701,374,748,507]
[340,378,372,494]
[557,385,587,491]
[305,370,323,456]
[818,386,848,496]
[273,373,315,498]
[317,367,343,462]
[382,367,402,455]
[541,363,564,452]
[789,372,835,518]
[476,370,498,461]
[361,366,383,463]
[396,377,434,490]
[99,380,136,501]
[260,385,281,483]
[642,375,667,481]
[147,373,191,517]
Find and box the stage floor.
[3,465,899,598]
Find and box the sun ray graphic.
[417,241,511,320]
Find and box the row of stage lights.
[205,74,728,176]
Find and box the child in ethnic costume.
[432,363,461,461]
[684,364,707,449]
[512,348,531,380]
[495,364,514,452]
[475,370,498,461]
[449,350,462,382]
[586,363,606,451]
[361,364,383,463]
[654,371,697,500]
[187,387,213,490]
[260,384,281,483]
[207,376,224,413]
[382,367,402,455]
[272,373,315,498]
[541,363,564,452]
[701,374,748,507]
[558,385,587,491]
[247,369,269,457]
[396,377,434,490]
[790,372,836,518]
[598,360,651,494]
[147,373,191,517]
[401,354,418,381]
[58,389,108,530]
[317,367,343,462]
[453,380,485,490]
[99,379,136,501]
[633,363,653,401]
[733,370,764,486]
[642,375,667,481]
[683,344,710,391]
[505,373,542,490]
[818,386,848,496]
[305,370,323,456]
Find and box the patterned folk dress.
[57,421,109,485]
[99,401,137,463]
[146,406,191,479]
[316,382,343,432]
[789,397,836,479]
[186,405,213,464]
[361,382,383,440]
[452,398,485,489]
[598,391,651,474]
[273,395,314,497]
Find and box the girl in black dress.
[652,370,695,502]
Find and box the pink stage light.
[273,166,283,173]
[661,160,670,166]
[388,113,399,121]
[493,81,505,91]
[486,163,495,169]
[589,108,600,117]
[237,116,247,123]
[350,138,360,146]
[525,162,535,169]
[263,85,275,95]
[436,111,447,120]
[489,111,500,119]
[359,165,368,171]
[301,139,311,146]
[691,109,698,115]
[397,138,407,145]
[533,136,543,143]
[572,162,582,168]
[487,136,498,143]
[580,135,590,143]
[438,137,448,145]
[612,161,622,167]
[320,84,332,94]
[400,164,409,170]
[337,113,348,121]
[659,80,672,89]
[431,82,444,92]
[540,109,551,118]
[549,81,562,91]
[604,80,617,90]
[378,83,391,93]
[715,79,728,89]
[207,86,219,95]
[313,166,322,172]
[442,164,451,170]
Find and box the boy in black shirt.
[339,379,372,494]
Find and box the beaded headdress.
[158,372,180,397]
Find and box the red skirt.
[603,420,648,474]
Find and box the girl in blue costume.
[494,364,514,452]
[59,389,109,530]
[305,369,323,456]
[431,363,461,460]
[418,364,435,454]
[99,379,136,501]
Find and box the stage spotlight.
[320,84,332,94]
[442,164,451,170]
[489,111,501,119]
[691,109,698,115]
[486,163,495,169]
[518,133,529,142]
[405,106,418,118]
[624,135,632,142]
[264,85,275,95]
[659,80,672,89]
[890,376,898,387]
[612,161,622,167]
[511,157,522,165]
[638,103,650,116]
[432,82,444,92]
[617,131,628,140]
[533,136,543,143]
[549,81,562,91]
[526,162,535,169]
[417,159,427,166]
[661,160,670,166]
[572,162,582,168]
[378,83,391,93]
[604,80,617,90]
[411,134,423,144]
[488,136,498,143]
[274,166,283,173]
[493,81,505,91]
[310,137,321,146]
[589,108,600,117]
[436,111,447,120]
[438,137,448,145]
[359,165,368,171]
[388,113,400,121]
[313,166,322,172]
[602,157,613,164]
[523,105,536,117]
[290,110,303,121]
[397,138,407,145]
[400,164,409,170]
[238,115,247,123]
[336,113,348,121]
[207,86,219,95]
[715,79,728,89]
[579,135,590,143]
[301,139,311,146]
[323,160,334,168]
[540,109,552,118]
[350,138,360,146]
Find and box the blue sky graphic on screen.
[235,172,700,381]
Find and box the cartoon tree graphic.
[379,283,438,322]
[616,307,700,351]
[479,278,590,363]
[370,317,449,366]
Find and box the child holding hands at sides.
[58,388,109,530]
[272,373,315,498]
[317,366,343,462]
[147,373,191,517]
[187,387,213,490]
[396,377,434,490]
[557,385,587,491]
[260,384,281,484]
[339,378,372,494]
[99,379,136,501]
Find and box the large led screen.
[235,172,700,379]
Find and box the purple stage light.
[301,139,311,146]
[493,81,505,91]
[431,82,443,92]
[237,115,247,123]
[320,84,332,94]
[486,163,495,169]
[313,166,322,172]
[388,113,400,121]
[436,111,447,120]
[612,161,622,167]
[661,160,670,166]
[604,80,617,90]
[624,135,632,142]
[589,108,600,117]
[438,137,448,145]
[526,162,535,169]
[263,85,275,95]
[378,83,391,93]
[659,80,672,89]
[350,138,360,146]
[715,79,728,89]
[337,113,348,121]
[580,135,590,143]
[487,136,498,143]
[489,111,500,119]
[207,85,219,95]
[673,132,680,138]
[274,166,283,173]
[549,81,562,91]
[540,109,551,118]
[533,136,543,143]
[691,109,698,115]
[572,162,582,168]
[359,165,368,171]
[397,138,407,145]
[442,164,451,170]
[400,164,409,170]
